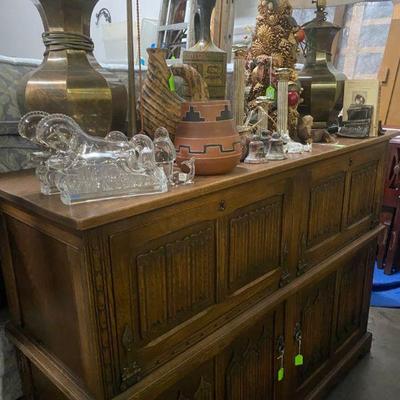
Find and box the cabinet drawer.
[107,173,295,391]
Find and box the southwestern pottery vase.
[175,100,242,175]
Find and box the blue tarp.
[371,265,400,308]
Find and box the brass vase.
[183,0,227,100]
[17,0,127,137]
[298,12,346,128]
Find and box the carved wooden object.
[0,135,395,399]
[141,48,209,136]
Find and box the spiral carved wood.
[141,49,209,136]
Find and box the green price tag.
[168,74,176,92]
[266,85,276,101]
[295,354,304,366]
[278,367,285,382]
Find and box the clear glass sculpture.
[18,111,61,195]
[36,114,168,204]
[172,158,195,185]
[19,112,169,204]
[153,127,177,184]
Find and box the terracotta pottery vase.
[175,100,242,175]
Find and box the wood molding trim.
[306,333,373,400]
[6,324,94,400]
[379,3,400,127]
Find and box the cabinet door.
[150,306,284,400]
[215,306,285,400]
[298,144,385,275]
[154,361,215,400]
[344,147,384,232]
[332,243,376,353]
[107,174,295,391]
[290,274,337,398]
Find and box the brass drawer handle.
[219,200,226,211]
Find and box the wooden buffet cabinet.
[0,136,393,400]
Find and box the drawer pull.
[219,200,226,211]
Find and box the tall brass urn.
[298,11,346,128]
[18,0,127,137]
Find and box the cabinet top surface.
[0,134,396,231]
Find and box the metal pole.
[127,0,138,135]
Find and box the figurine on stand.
[276,68,311,154]
[246,0,305,143]
[243,95,275,164]
[297,115,314,145]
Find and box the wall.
[0,0,44,59]
[0,0,256,62]
[0,0,393,75]
[0,0,161,63]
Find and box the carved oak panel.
[136,223,216,340]
[294,274,336,390]
[216,309,283,400]
[333,251,367,349]
[346,162,378,227]
[307,173,346,248]
[228,196,283,293]
[155,362,215,400]
[225,328,274,400]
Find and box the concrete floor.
[327,307,400,400]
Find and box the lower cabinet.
[290,274,337,398]
[287,243,375,399]
[153,241,375,400]
[154,306,285,400]
[154,361,216,400]
[332,248,373,353]
[215,306,284,400]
